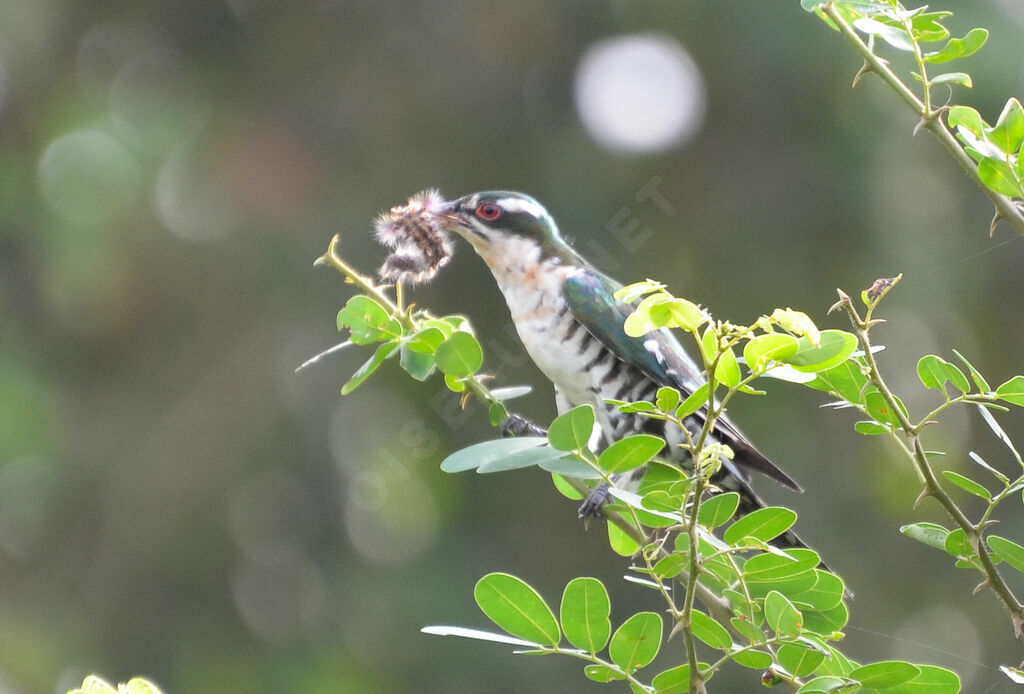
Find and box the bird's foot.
[577,482,611,524]
[499,413,548,438]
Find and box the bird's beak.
[435,196,484,241]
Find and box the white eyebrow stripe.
[498,197,547,219]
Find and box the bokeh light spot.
[230,556,329,644]
[156,148,240,242]
[76,20,166,99]
[110,49,207,153]
[574,33,706,154]
[343,461,440,568]
[37,128,138,224]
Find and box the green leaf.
[942,470,991,500]
[441,437,547,473]
[883,664,960,694]
[400,342,435,380]
[536,454,604,480]
[744,334,799,371]
[733,649,774,669]
[796,676,852,693]
[407,326,446,353]
[614,280,665,304]
[785,330,858,373]
[853,17,914,51]
[855,420,889,435]
[551,472,584,500]
[947,105,984,136]
[548,405,595,451]
[435,331,483,378]
[900,522,950,551]
[943,528,972,557]
[698,492,740,529]
[987,535,1024,573]
[724,507,797,544]
[924,27,988,63]
[729,616,763,643]
[715,345,741,388]
[560,577,611,653]
[802,601,849,635]
[814,645,856,677]
[952,349,990,392]
[807,359,868,404]
[341,342,399,394]
[941,362,970,393]
[121,679,163,694]
[676,383,711,419]
[1000,665,1024,684]
[848,661,919,689]
[652,553,687,580]
[745,568,818,599]
[663,297,708,332]
[75,677,118,694]
[929,72,972,88]
[916,355,946,392]
[744,549,820,582]
[909,11,951,42]
[488,400,508,427]
[978,157,1022,197]
[989,97,1024,154]
[608,521,640,556]
[779,643,826,678]
[583,664,624,683]
[474,573,560,647]
[608,612,663,673]
[996,375,1024,406]
[968,451,1009,484]
[477,445,578,475]
[598,434,665,474]
[690,610,732,650]
[764,590,802,636]
[864,390,906,427]
[917,355,952,393]
[656,386,680,412]
[651,664,695,693]
[792,570,846,612]
[337,295,396,344]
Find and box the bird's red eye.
[475,202,502,221]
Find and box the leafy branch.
[316,234,972,692]
[827,276,1024,641]
[805,0,1024,238]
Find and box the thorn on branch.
[913,487,933,509]
[973,578,991,595]
[852,61,873,88]
[828,289,852,315]
[990,209,1003,237]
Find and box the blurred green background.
[1,0,1023,692]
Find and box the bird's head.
[438,191,578,268]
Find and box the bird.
[435,190,806,542]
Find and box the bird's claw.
[577,482,611,523]
[499,413,548,438]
